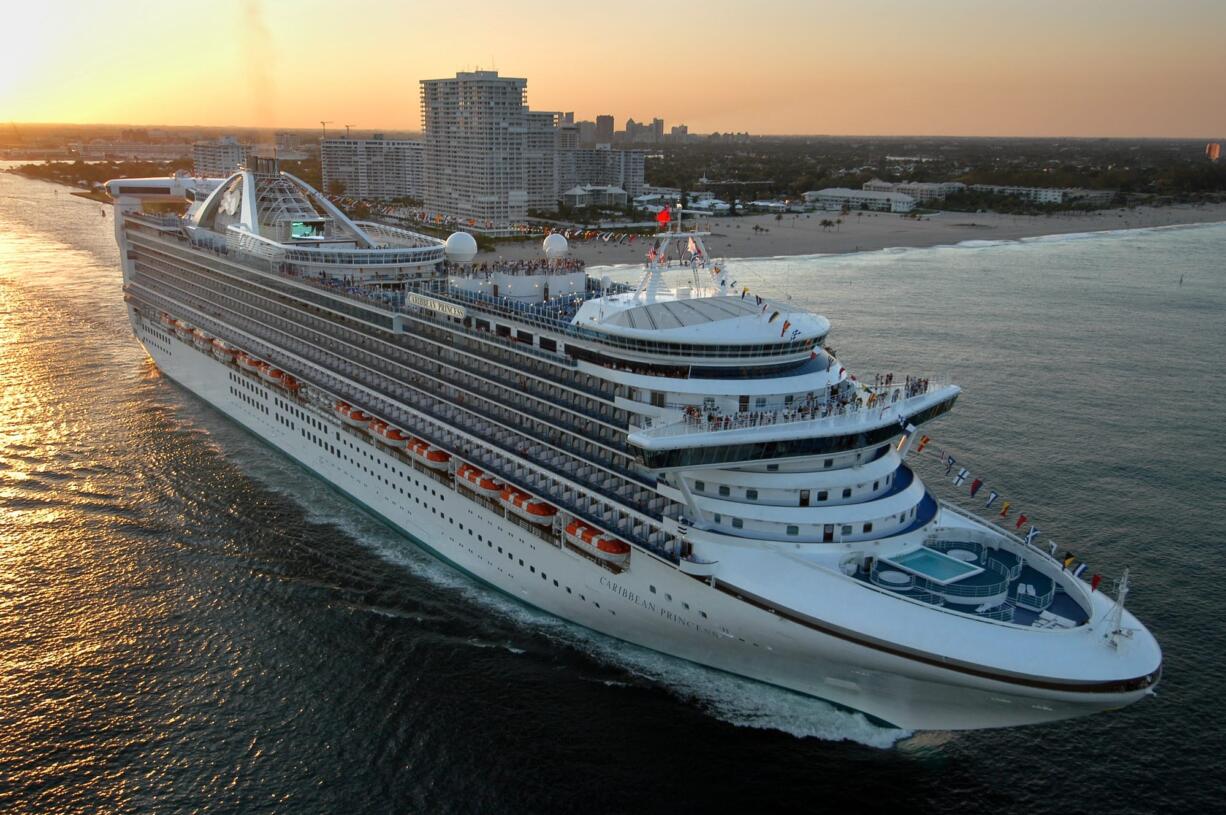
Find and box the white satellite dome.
[542,233,568,259]
[444,231,478,262]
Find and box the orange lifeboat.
[239,354,265,373]
[281,375,300,393]
[211,338,237,361]
[500,487,557,526]
[564,520,630,564]
[371,421,409,448]
[476,475,503,498]
[192,329,213,350]
[175,321,195,341]
[456,463,484,491]
[335,402,371,428]
[259,366,285,385]
[408,439,450,470]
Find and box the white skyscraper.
[420,71,530,232]
[192,136,251,177]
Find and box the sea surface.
[1,165,1223,814]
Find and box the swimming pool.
[885,547,983,585]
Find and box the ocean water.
[1,166,1223,814]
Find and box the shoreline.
[477,203,1226,264]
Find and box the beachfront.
[477,202,1226,264]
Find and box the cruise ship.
[105,161,1162,731]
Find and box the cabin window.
[694,480,705,492]
[786,525,799,536]
[842,488,852,498]
[873,481,879,491]
[719,485,730,497]
[817,490,828,501]
[732,518,744,529]
[863,522,873,533]
[746,489,758,500]
[824,458,833,468]
[842,525,853,536]
[539,337,556,352]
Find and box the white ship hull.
[130,307,1145,731]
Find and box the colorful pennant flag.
[1091,574,1102,592]
[1025,526,1040,545]
[969,478,983,497]
[998,500,1011,518]
[1015,513,1028,530]
[953,467,969,486]
[915,435,930,453]
[944,455,956,475]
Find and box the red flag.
[969,478,983,497]
[780,319,791,337]
[1091,574,1102,592]
[1015,514,1028,530]
[915,435,929,453]
[656,207,671,226]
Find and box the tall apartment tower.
[421,71,529,231]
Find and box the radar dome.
[542,233,568,259]
[444,231,478,262]
[600,274,613,291]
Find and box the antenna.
[1106,568,1132,648]
[320,120,333,139]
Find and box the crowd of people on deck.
[446,258,586,278]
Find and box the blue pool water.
[887,547,979,583]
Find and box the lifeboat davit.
[408,439,450,470]
[564,520,630,564]
[371,421,409,448]
[175,322,195,341]
[334,401,372,428]
[476,475,504,498]
[499,487,557,526]
[192,329,213,350]
[210,338,237,361]
[160,313,176,328]
[281,375,300,392]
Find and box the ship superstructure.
[106,163,1161,731]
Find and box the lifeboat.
[210,338,237,361]
[499,487,557,526]
[239,354,266,373]
[160,313,177,328]
[259,366,285,386]
[475,475,504,498]
[281,375,300,393]
[334,401,372,428]
[175,322,195,341]
[564,520,630,564]
[192,329,213,350]
[408,439,450,470]
[371,421,409,448]
[456,463,485,491]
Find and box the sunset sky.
[2,0,1224,137]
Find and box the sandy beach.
[478,203,1226,265]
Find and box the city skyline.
[2,0,1224,138]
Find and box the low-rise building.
[862,179,965,202]
[562,184,628,209]
[969,184,1064,204]
[803,188,915,213]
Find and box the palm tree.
[835,217,843,232]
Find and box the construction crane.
[320,120,333,139]
[344,124,353,139]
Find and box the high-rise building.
[321,136,424,199]
[525,111,561,211]
[192,136,250,177]
[576,120,596,145]
[595,115,614,145]
[421,71,529,231]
